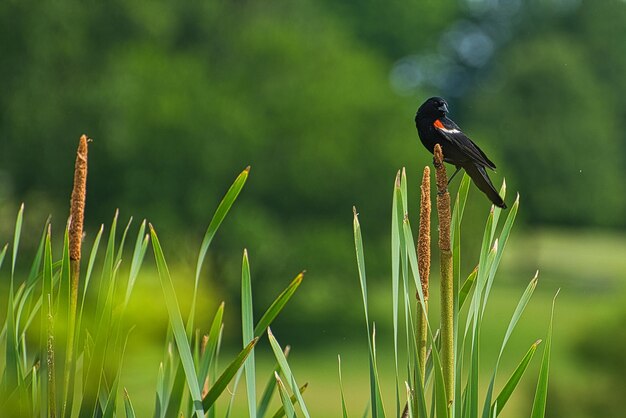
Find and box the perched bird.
[415,97,506,209]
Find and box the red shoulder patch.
[433,119,445,129]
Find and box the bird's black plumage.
[415,97,506,209]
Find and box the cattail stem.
[416,166,431,384]
[433,144,454,405]
[47,295,57,418]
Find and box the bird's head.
[416,97,449,120]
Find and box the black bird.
[415,97,506,209]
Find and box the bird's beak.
[438,103,449,113]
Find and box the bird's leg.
[447,166,461,185]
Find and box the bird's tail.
[464,163,507,209]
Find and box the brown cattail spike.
[69,134,89,261]
[433,144,451,252]
[417,166,431,300]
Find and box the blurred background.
[1,0,625,416]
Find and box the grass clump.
[0,138,309,417]
[347,148,558,418]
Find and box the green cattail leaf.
[80,225,104,316]
[459,268,477,309]
[481,195,520,317]
[114,217,133,268]
[202,337,258,410]
[123,388,136,418]
[241,250,257,418]
[150,225,204,416]
[273,373,295,418]
[0,244,8,275]
[154,362,165,418]
[190,167,249,335]
[353,208,386,418]
[26,217,50,286]
[39,226,53,418]
[390,171,401,416]
[11,203,24,279]
[95,211,118,320]
[530,290,559,418]
[102,329,134,418]
[338,355,349,418]
[253,272,303,338]
[492,340,541,416]
[257,346,289,418]
[4,205,24,390]
[271,382,308,418]
[268,329,310,418]
[429,328,450,418]
[198,302,224,391]
[125,220,148,306]
[482,272,538,418]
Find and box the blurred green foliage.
[1,0,625,341]
[1,2,625,417]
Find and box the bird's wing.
[433,117,497,170]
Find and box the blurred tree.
[1,0,625,345]
[0,0,422,341]
[463,0,626,226]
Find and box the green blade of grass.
[452,173,470,418]
[258,346,290,418]
[492,340,541,416]
[0,244,8,274]
[338,355,349,418]
[150,225,204,417]
[400,212,432,416]
[429,327,450,418]
[11,203,24,279]
[404,382,413,418]
[102,328,134,418]
[114,216,133,267]
[26,217,50,286]
[271,382,308,418]
[79,225,104,322]
[459,268,477,310]
[391,171,401,416]
[79,214,122,418]
[60,226,74,418]
[253,272,304,338]
[241,249,257,418]
[164,361,186,418]
[190,167,250,336]
[198,302,224,391]
[153,362,165,418]
[353,207,385,418]
[530,290,559,418]
[268,329,310,418]
[202,337,258,410]
[481,272,538,418]
[95,211,119,321]
[481,195,520,318]
[125,221,149,306]
[123,388,136,418]
[39,226,53,418]
[209,326,224,418]
[274,373,295,418]
[4,204,24,390]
